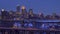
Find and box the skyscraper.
[29,9,34,17]
[16,4,20,12]
[1,9,10,20]
[15,4,21,21]
[38,12,44,19]
[21,6,27,15]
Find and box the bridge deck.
[0,27,60,34]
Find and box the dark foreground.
[0,27,60,34]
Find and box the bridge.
[0,27,60,34]
[0,20,60,34]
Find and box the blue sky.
[0,0,60,15]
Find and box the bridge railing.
[0,27,60,34]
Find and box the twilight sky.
[0,0,60,15]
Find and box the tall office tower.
[9,10,15,21]
[1,9,4,20]
[52,13,59,19]
[16,4,20,12]
[1,9,9,20]
[38,13,44,19]
[1,9,5,18]
[29,9,34,17]
[21,6,27,15]
[45,15,52,19]
[15,4,21,21]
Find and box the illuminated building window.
[21,18,24,20]
[16,12,21,15]
[13,23,18,28]
[9,12,12,15]
[28,23,33,28]
[41,24,49,29]
[24,23,28,28]
[13,22,21,28]
[14,18,20,20]
[16,18,20,20]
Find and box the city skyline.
[0,0,60,15]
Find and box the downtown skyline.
[0,0,60,15]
